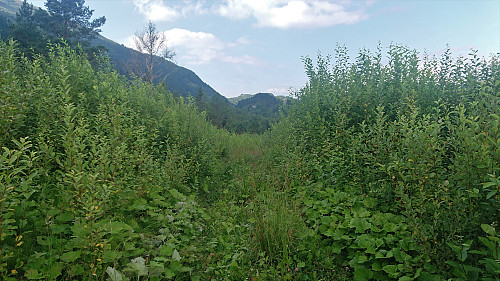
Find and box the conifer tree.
[8,0,47,56]
[41,0,106,43]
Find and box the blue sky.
[29,0,500,98]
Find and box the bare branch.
[131,21,176,84]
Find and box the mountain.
[0,0,20,19]
[230,93,292,106]
[0,0,20,39]
[233,93,289,119]
[0,0,224,101]
[227,94,254,105]
[91,35,222,100]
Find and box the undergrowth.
[0,39,499,280]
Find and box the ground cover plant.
[0,37,499,280]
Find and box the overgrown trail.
[1,39,499,281]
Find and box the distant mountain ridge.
[229,93,292,105]
[0,0,224,101]
[230,93,290,119]
[227,94,255,105]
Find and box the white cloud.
[125,28,264,66]
[163,28,225,64]
[132,1,368,28]
[133,0,180,21]
[216,0,368,29]
[266,87,292,95]
[132,0,208,22]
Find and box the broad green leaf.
[129,257,148,276]
[107,221,133,233]
[103,250,123,263]
[164,268,175,278]
[481,224,496,236]
[384,222,398,233]
[172,249,181,261]
[51,224,69,234]
[354,266,373,281]
[463,265,480,281]
[160,244,174,256]
[486,190,497,199]
[106,267,123,281]
[356,234,373,249]
[350,218,372,233]
[372,261,382,271]
[383,264,397,275]
[483,258,500,273]
[25,269,43,280]
[330,242,343,254]
[48,263,63,279]
[61,251,81,262]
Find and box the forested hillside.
[236,93,284,118]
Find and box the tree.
[132,21,175,84]
[9,0,106,57]
[8,0,47,57]
[0,14,10,39]
[40,0,106,44]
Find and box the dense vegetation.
[1,24,499,281]
[265,45,500,280]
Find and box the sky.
[28,0,500,98]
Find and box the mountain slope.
[0,0,20,38]
[92,35,222,99]
[235,93,284,118]
[0,0,224,100]
[0,0,21,19]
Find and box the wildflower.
[345,266,349,270]
[295,268,299,272]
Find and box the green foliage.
[2,35,499,280]
[7,0,106,60]
[7,0,47,58]
[268,43,500,279]
[0,40,231,280]
[0,137,37,277]
[252,186,303,264]
[304,188,424,280]
[39,0,106,43]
